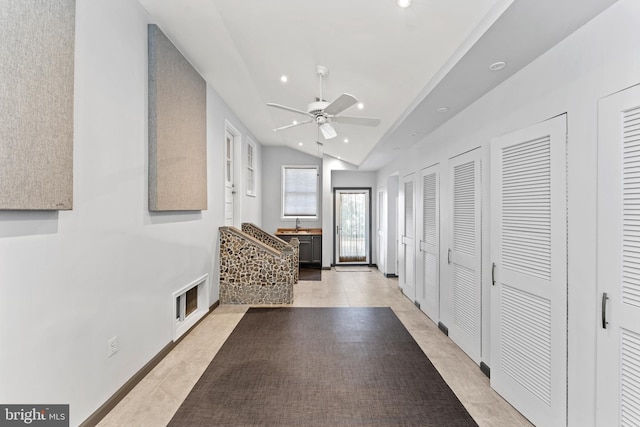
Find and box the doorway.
[334,188,371,265]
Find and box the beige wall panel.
[148,25,207,211]
[0,1,75,210]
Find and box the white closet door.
[400,173,416,300]
[490,115,567,427]
[418,164,440,321]
[448,149,482,362]
[597,84,640,426]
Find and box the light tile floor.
[97,268,533,427]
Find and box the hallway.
[97,269,532,426]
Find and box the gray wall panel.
[148,25,207,211]
[0,1,75,210]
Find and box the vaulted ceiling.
[138,0,618,170]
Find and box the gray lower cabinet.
[279,234,322,266]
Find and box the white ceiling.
[138,0,618,170]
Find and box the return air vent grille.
[623,106,640,308]
[453,161,475,256]
[500,284,551,406]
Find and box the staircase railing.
[241,223,299,283]
[218,226,294,304]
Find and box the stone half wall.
[241,223,299,283]
[219,227,293,304]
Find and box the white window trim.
[247,138,257,197]
[281,165,319,220]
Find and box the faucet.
[295,218,300,231]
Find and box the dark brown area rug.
[168,307,478,427]
[299,267,321,281]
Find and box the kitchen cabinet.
[275,229,322,266]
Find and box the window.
[247,139,256,196]
[282,166,319,219]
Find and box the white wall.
[261,146,323,234]
[376,1,640,425]
[0,0,261,424]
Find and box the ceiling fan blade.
[333,115,381,127]
[323,93,358,116]
[273,119,313,132]
[319,122,337,139]
[266,103,312,117]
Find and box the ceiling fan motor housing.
[307,101,330,115]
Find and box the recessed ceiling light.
[344,138,349,143]
[436,107,449,113]
[397,0,412,8]
[489,61,506,71]
[293,120,298,125]
[280,75,288,83]
[410,132,419,137]
[298,142,303,146]
[357,102,364,110]
[338,156,342,160]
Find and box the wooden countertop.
[275,228,323,236]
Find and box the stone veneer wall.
[219,227,293,304]
[241,223,299,283]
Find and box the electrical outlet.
[107,336,118,358]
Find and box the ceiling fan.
[266,65,381,140]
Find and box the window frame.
[281,165,319,220]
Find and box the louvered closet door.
[490,115,567,427]
[418,164,440,321]
[448,149,482,362]
[597,84,640,426]
[401,173,416,300]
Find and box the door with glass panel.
[335,189,370,264]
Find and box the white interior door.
[224,127,235,226]
[448,149,482,363]
[490,115,567,427]
[597,84,640,426]
[400,174,416,300]
[417,164,440,321]
[377,188,386,273]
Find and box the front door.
[490,115,567,426]
[597,84,640,426]
[335,189,370,264]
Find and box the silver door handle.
[447,249,452,264]
[419,240,424,252]
[602,292,609,329]
[492,262,496,286]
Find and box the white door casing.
[597,84,640,427]
[335,189,370,265]
[448,148,482,363]
[400,173,416,300]
[417,163,440,322]
[490,115,567,427]
[378,188,387,273]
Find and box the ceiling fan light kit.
[267,65,381,140]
